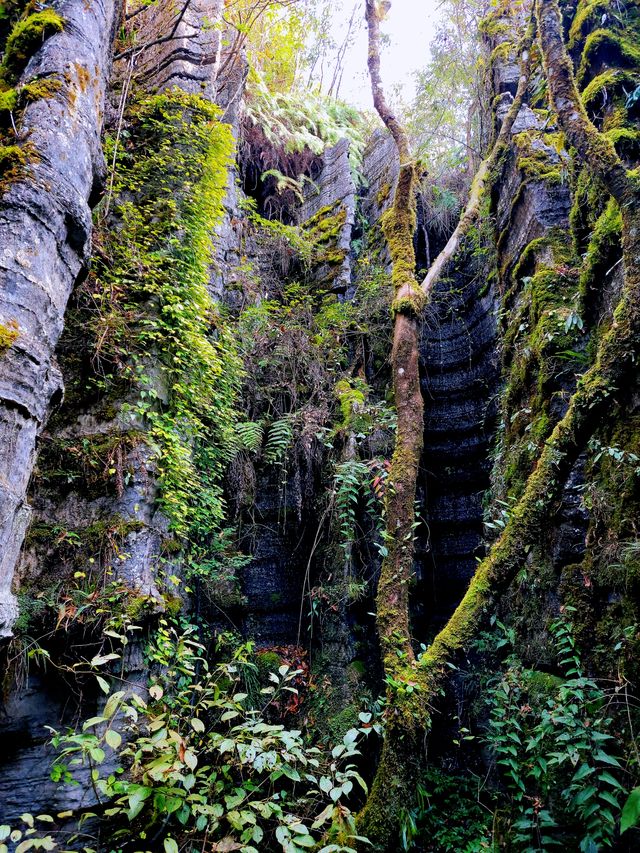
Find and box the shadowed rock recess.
[0,0,639,849]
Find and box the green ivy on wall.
[93,89,242,573]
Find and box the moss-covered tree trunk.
[358,1,640,848]
[356,4,426,842]
[412,0,640,784]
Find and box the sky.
[328,0,443,109]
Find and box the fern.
[259,169,318,203]
[234,420,264,453]
[334,459,371,555]
[243,72,367,179]
[263,417,293,465]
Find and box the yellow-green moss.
[0,143,25,168]
[581,68,638,108]
[490,40,516,65]
[376,181,391,207]
[301,201,348,274]
[579,197,622,303]
[569,165,609,254]
[605,126,640,160]
[478,11,511,38]
[0,87,18,111]
[381,162,419,293]
[513,130,567,185]
[0,319,19,353]
[568,0,615,51]
[391,291,427,317]
[1,9,64,78]
[21,76,62,103]
[577,29,640,89]
[499,227,583,500]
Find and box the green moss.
[577,29,640,89]
[0,87,18,111]
[601,104,628,133]
[1,9,64,79]
[306,657,364,745]
[521,668,562,702]
[381,161,419,294]
[578,197,622,305]
[478,10,511,38]
[126,593,160,621]
[569,165,609,254]
[581,68,638,108]
[376,181,391,207]
[391,292,426,317]
[605,126,640,160]
[513,130,567,185]
[161,593,182,618]
[334,378,366,428]
[490,40,516,65]
[568,0,615,51]
[300,201,350,282]
[0,78,60,114]
[498,228,584,500]
[0,142,26,170]
[21,76,62,103]
[0,319,19,352]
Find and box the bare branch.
[115,0,194,62]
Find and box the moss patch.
[0,319,19,353]
[1,9,64,79]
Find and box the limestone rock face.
[131,0,223,97]
[419,261,500,627]
[298,138,357,293]
[0,0,118,637]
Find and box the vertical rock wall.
[0,0,119,637]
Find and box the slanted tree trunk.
[359,0,640,850]
[418,0,640,709]
[363,0,424,673]
[0,0,119,637]
[358,5,535,848]
[358,1,640,849]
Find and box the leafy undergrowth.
[3,619,379,853]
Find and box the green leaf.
[90,653,120,667]
[105,729,122,750]
[319,776,332,794]
[598,770,623,789]
[104,691,126,719]
[163,839,179,853]
[96,675,111,693]
[595,750,621,767]
[598,790,620,809]
[572,763,594,782]
[621,787,640,833]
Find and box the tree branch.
[421,16,535,297]
[115,0,194,62]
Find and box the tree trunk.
[358,2,640,848]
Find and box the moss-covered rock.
[0,319,19,352]
[1,9,63,79]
